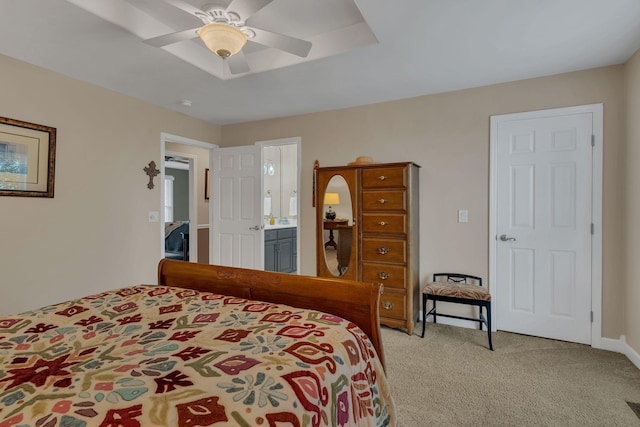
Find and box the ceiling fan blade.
[226,0,274,19]
[144,27,200,47]
[250,27,312,57]
[164,0,206,17]
[227,51,251,74]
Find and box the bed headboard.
[157,259,385,368]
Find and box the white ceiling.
[1,0,639,125]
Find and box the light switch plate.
[148,211,160,222]
[458,209,468,223]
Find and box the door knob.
[499,234,516,242]
[249,225,261,231]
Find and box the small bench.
[421,273,493,350]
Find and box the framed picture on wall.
[0,116,56,198]
[205,168,210,200]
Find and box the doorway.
[164,152,194,261]
[261,138,300,273]
[489,104,603,345]
[160,133,218,264]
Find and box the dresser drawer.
[362,166,406,189]
[379,292,406,321]
[363,263,406,289]
[362,190,405,211]
[362,213,406,234]
[362,238,406,263]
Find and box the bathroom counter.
[264,219,297,230]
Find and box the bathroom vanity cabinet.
[264,227,297,273]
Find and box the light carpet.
[381,324,640,426]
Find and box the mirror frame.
[316,167,358,281]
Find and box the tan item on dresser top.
[316,161,420,334]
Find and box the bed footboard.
[157,259,385,368]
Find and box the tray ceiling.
[0,0,639,125]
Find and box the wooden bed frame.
[158,259,385,368]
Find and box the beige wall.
[624,49,640,352]
[0,50,635,353]
[0,54,221,315]
[221,65,627,341]
[197,227,209,264]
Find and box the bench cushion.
[423,281,491,301]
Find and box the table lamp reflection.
[323,192,340,220]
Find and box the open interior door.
[210,145,263,269]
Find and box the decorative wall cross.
[143,161,160,189]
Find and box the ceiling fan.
[143,0,313,75]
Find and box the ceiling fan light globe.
[197,23,247,59]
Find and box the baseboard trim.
[419,315,640,370]
[418,312,479,329]
[590,335,640,370]
[621,336,640,370]
[597,336,624,353]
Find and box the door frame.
[488,104,603,347]
[256,137,301,274]
[160,132,218,263]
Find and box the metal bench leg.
[421,293,427,338]
[486,302,494,351]
[432,300,437,323]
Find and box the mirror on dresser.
[316,168,358,281]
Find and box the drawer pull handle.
[378,175,387,181]
[377,247,390,255]
[378,272,389,280]
[378,198,387,204]
[382,301,394,310]
[378,221,387,226]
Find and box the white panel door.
[211,145,263,269]
[495,112,593,344]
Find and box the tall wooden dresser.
[316,162,420,334]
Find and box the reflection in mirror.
[323,175,353,277]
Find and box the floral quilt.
[0,285,395,426]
